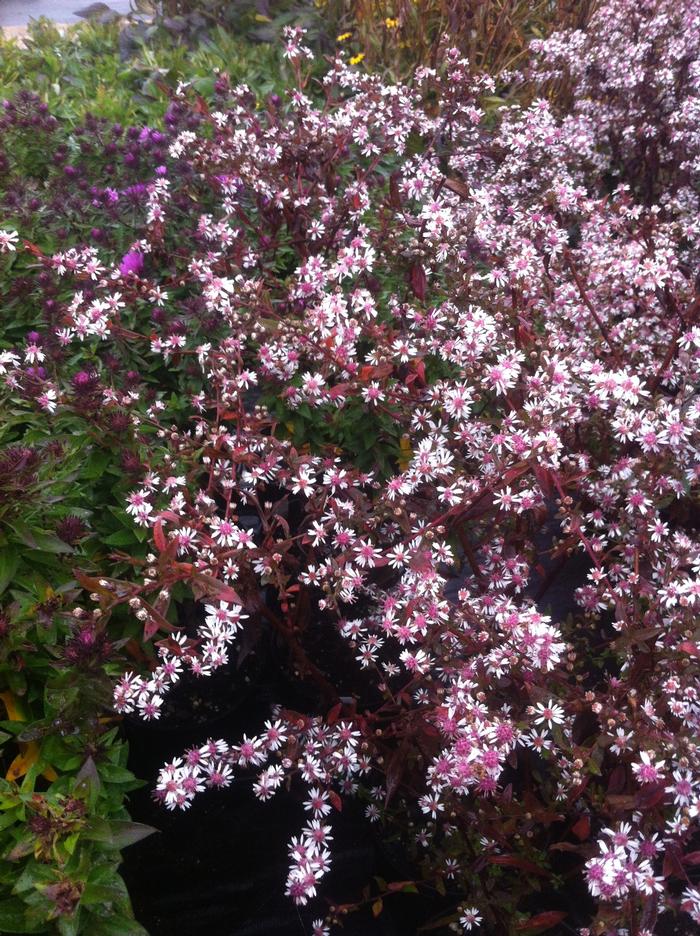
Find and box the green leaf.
[73,757,101,808]
[82,450,111,480]
[96,764,137,784]
[0,551,20,597]
[64,832,80,855]
[109,820,158,848]
[39,734,69,768]
[87,914,149,936]
[0,899,44,933]
[7,838,35,862]
[81,882,126,906]
[103,530,137,547]
[0,809,20,831]
[9,523,73,555]
[57,915,80,936]
[192,76,215,97]
[84,819,157,849]
[107,507,134,528]
[11,860,56,893]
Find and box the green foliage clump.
[0,18,286,934]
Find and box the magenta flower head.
[119,250,144,277]
[71,370,99,394]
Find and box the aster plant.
[4,1,700,934]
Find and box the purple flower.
[119,251,144,276]
[123,183,147,200]
[56,515,88,545]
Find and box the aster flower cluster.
[4,4,700,933]
[152,714,367,906]
[114,599,247,719]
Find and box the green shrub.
[0,18,284,934]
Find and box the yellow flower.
[385,17,399,28]
[349,53,365,65]
[336,31,352,42]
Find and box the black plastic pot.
[119,660,437,935]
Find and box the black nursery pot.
[119,598,431,936]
